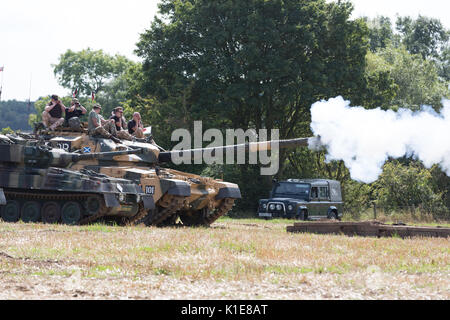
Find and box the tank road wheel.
[1,200,21,223]
[180,198,236,227]
[61,202,82,225]
[84,196,101,216]
[158,214,179,227]
[179,208,209,227]
[41,202,61,224]
[21,201,41,223]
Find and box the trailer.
[287,221,450,238]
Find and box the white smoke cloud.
[310,96,450,183]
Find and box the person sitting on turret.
[110,107,133,141]
[127,112,145,138]
[42,95,66,131]
[88,104,120,143]
[65,98,87,131]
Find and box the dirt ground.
[0,219,448,300]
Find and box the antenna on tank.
[27,73,32,110]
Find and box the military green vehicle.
[0,134,155,225]
[258,179,343,220]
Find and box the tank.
[29,127,239,227]
[17,126,320,227]
[0,134,155,225]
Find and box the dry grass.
[0,218,448,300]
[343,208,450,226]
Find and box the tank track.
[143,195,186,227]
[204,198,235,225]
[120,203,147,226]
[2,190,107,225]
[178,198,236,227]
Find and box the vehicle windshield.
[273,183,310,200]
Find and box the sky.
[0,0,449,102]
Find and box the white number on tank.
[56,142,70,152]
[145,186,155,195]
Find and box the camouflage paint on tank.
[0,138,161,224]
[35,129,239,225]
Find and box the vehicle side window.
[319,187,329,199]
[311,187,318,199]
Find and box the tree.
[134,0,370,211]
[136,0,368,133]
[396,15,449,60]
[437,45,450,81]
[0,100,36,132]
[374,45,449,111]
[373,161,445,216]
[362,51,399,109]
[364,16,397,52]
[53,48,135,96]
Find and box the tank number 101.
[145,186,155,195]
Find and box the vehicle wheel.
[85,196,101,216]
[21,201,41,223]
[41,202,61,224]
[61,202,81,225]
[297,210,308,221]
[329,211,338,220]
[1,200,21,223]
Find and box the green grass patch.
[264,265,314,274]
[79,224,119,233]
[216,240,256,254]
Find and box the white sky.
[0,0,449,101]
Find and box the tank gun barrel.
[158,136,322,163]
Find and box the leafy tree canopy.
[53,48,135,96]
[364,16,397,52]
[396,15,449,60]
[135,0,369,140]
[0,100,36,132]
[373,45,449,111]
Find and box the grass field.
[0,218,448,300]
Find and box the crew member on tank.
[88,104,120,143]
[65,98,87,131]
[110,107,133,140]
[127,112,145,138]
[42,95,66,131]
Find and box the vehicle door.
[318,185,330,217]
[309,186,320,217]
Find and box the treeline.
[30,0,450,220]
[0,100,35,132]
